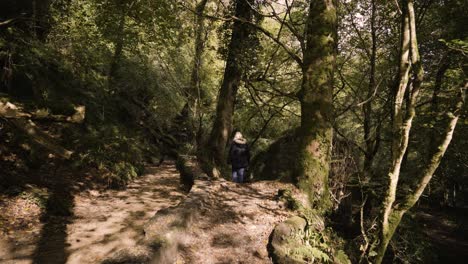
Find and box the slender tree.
[206,0,255,175]
[363,0,379,175]
[369,1,466,262]
[186,0,209,146]
[108,4,127,90]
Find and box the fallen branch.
[0,18,15,27]
[0,101,84,159]
[0,101,85,124]
[8,118,73,159]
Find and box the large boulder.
[250,130,300,182]
[269,213,351,264]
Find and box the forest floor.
[415,206,468,263]
[0,162,296,264]
[2,161,466,264]
[0,163,186,264]
[155,177,297,263]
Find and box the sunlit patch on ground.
[0,163,185,264]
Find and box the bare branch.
[179,2,303,65]
[0,18,15,27]
[399,81,466,211]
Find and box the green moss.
[277,189,304,211]
[249,130,299,182]
[297,142,332,212]
[281,218,349,264]
[147,235,169,250]
[288,245,331,263]
[20,186,50,209]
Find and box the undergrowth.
[277,188,351,264]
[1,22,182,188]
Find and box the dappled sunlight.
[65,164,185,264]
[0,163,185,264]
[170,179,296,264]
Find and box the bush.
[76,124,148,187]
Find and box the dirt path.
[2,161,299,264]
[416,208,468,263]
[129,170,299,264]
[177,180,296,263]
[0,163,186,264]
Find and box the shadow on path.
[1,162,186,264]
[32,182,75,264]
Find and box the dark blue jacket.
[228,141,250,169]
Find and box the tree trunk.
[363,0,378,174]
[371,0,445,262]
[377,4,412,262]
[108,6,126,91]
[206,0,254,173]
[186,0,209,147]
[295,0,337,209]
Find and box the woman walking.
[228,131,250,183]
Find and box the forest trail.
[105,157,300,264]
[162,179,296,264]
[1,162,297,264]
[0,163,186,264]
[417,208,468,263]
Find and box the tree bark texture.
[378,3,411,259]
[295,0,337,209]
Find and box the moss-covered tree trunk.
[206,0,254,174]
[295,0,337,208]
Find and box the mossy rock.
[277,189,303,211]
[176,156,195,190]
[250,130,300,182]
[302,209,325,232]
[176,155,209,191]
[270,214,350,264]
[270,216,308,264]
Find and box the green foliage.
[75,124,147,187]
[288,244,330,263]
[0,0,189,187]
[19,186,50,210]
[439,38,468,54]
[277,188,303,211]
[285,225,350,264]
